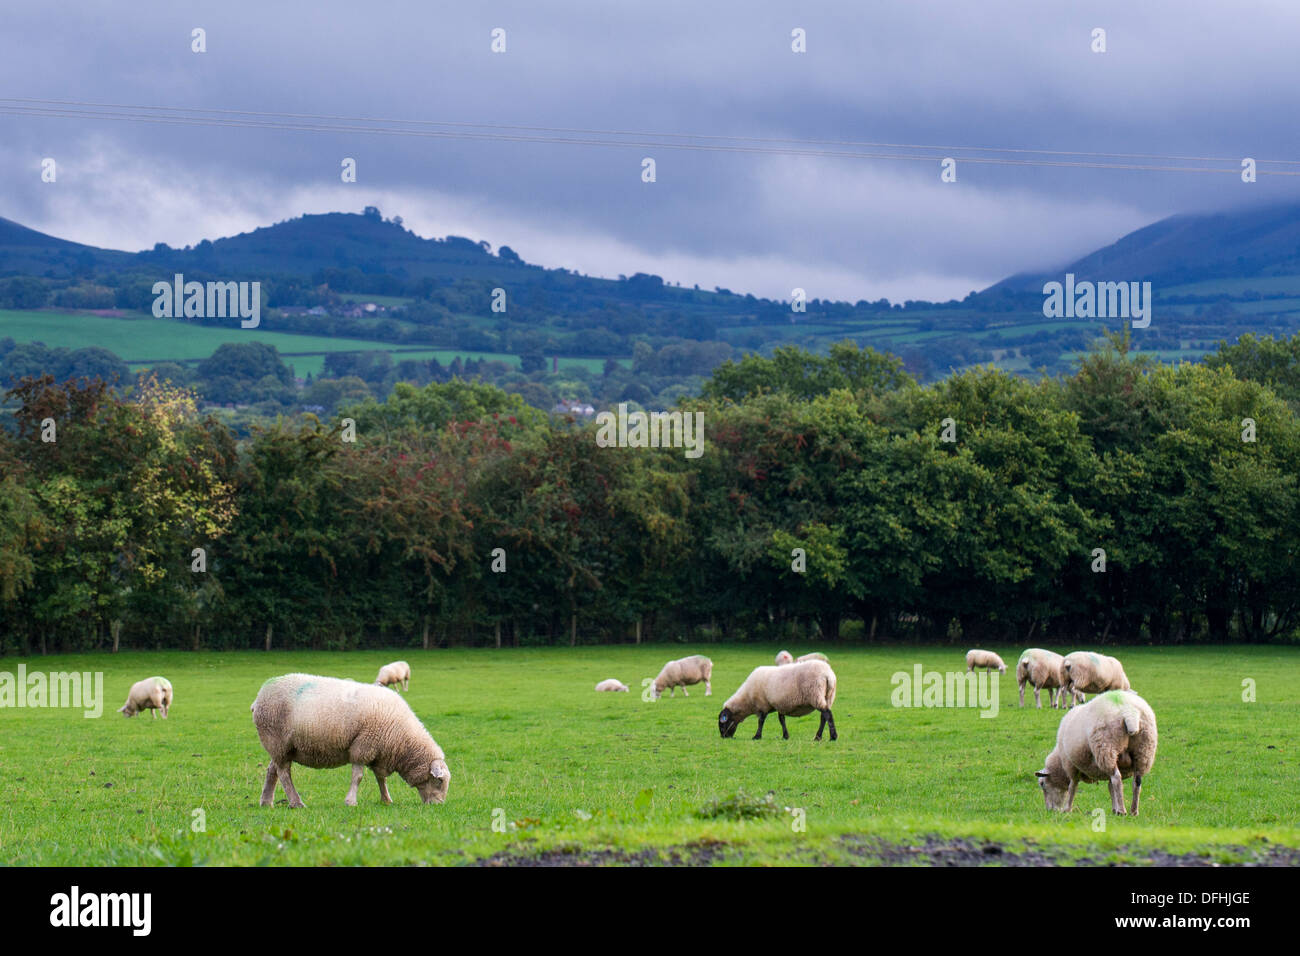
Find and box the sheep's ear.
[1034,770,1049,778]
[430,763,446,780]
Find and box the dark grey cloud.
[2,0,1297,301]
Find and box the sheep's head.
[717,707,740,738]
[1035,758,1071,811]
[118,705,133,718]
[415,759,451,804]
[775,651,793,666]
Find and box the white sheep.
[652,655,713,698]
[251,673,449,808]
[1035,689,1157,815]
[374,660,410,692]
[776,651,828,665]
[717,660,838,741]
[118,676,172,718]
[1061,651,1130,706]
[1016,648,1065,709]
[965,649,1006,673]
[595,678,629,692]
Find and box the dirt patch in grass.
[471,835,1300,867]
[836,835,1300,866]
[472,839,734,867]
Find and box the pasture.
[0,645,1295,866]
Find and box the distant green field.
[2,309,621,380]
[1,645,1294,866]
[0,309,419,362]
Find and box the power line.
[2,97,1295,176]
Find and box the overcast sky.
[2,0,1298,302]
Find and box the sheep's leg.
[1108,768,1127,815]
[374,771,393,805]
[814,709,837,741]
[151,708,157,719]
[705,679,711,696]
[681,685,689,697]
[1130,773,1143,816]
[345,764,364,806]
[1063,777,1078,812]
[778,714,790,739]
[1018,681,1026,707]
[277,762,305,809]
[753,712,767,740]
[260,762,279,806]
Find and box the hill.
[5,202,1300,412]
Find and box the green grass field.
[0,645,1295,866]
[1,309,621,379]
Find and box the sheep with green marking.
[252,673,449,808]
[1061,651,1130,706]
[1035,689,1157,815]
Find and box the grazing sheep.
[718,660,838,741]
[595,678,629,692]
[118,676,172,718]
[374,660,411,692]
[965,649,1006,673]
[1035,690,1157,815]
[251,673,450,808]
[1017,648,1066,709]
[1061,651,1130,706]
[652,655,713,699]
[775,650,794,665]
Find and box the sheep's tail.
[1120,702,1141,735]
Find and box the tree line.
[2,336,1299,654]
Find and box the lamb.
[1035,690,1157,815]
[717,660,838,741]
[1061,651,1130,706]
[374,660,410,692]
[775,650,794,665]
[1016,648,1066,709]
[965,649,1006,673]
[118,676,172,718]
[595,679,629,692]
[251,673,450,808]
[652,655,713,698]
